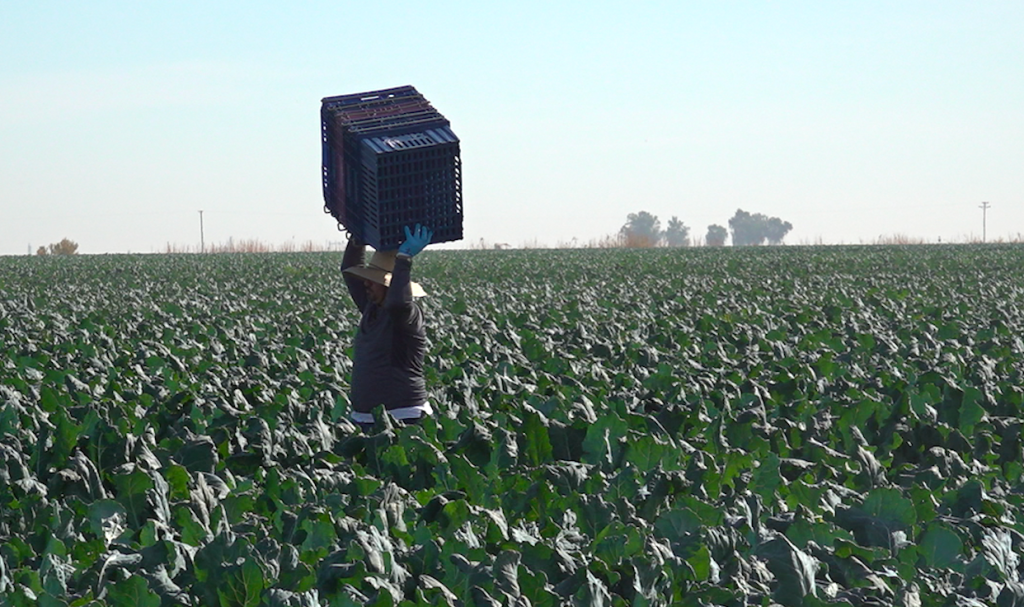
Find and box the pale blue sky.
[2,1,1022,253]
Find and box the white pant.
[350,401,434,424]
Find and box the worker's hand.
[398,224,433,257]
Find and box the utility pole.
[199,210,205,253]
[979,202,990,243]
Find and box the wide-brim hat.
[344,249,427,297]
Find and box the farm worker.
[341,224,434,432]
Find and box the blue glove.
[398,224,433,257]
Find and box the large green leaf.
[750,452,781,502]
[217,559,265,607]
[88,500,127,546]
[654,508,702,540]
[959,387,988,435]
[980,528,1018,582]
[106,574,161,607]
[920,523,963,570]
[756,536,818,607]
[572,570,612,607]
[862,487,917,527]
[521,409,553,467]
[582,416,628,469]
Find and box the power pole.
[199,210,205,253]
[979,202,990,243]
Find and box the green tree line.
[620,209,792,247]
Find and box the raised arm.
[384,253,415,309]
[341,236,369,310]
[384,224,432,310]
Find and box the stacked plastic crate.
[321,86,462,250]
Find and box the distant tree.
[728,210,764,246]
[36,238,79,255]
[765,217,794,245]
[664,216,690,247]
[728,209,792,246]
[706,224,728,247]
[620,211,662,247]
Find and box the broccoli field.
[3,245,1024,606]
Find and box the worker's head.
[363,278,388,305]
[343,249,426,305]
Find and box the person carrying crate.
[341,224,434,432]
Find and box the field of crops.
[2,245,1024,606]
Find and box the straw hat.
[344,249,427,297]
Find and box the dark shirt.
[341,241,428,414]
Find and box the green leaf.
[37,593,69,607]
[685,544,715,583]
[217,559,265,607]
[87,500,127,546]
[39,386,64,414]
[920,523,963,570]
[487,427,519,474]
[862,487,916,527]
[582,416,627,469]
[417,575,458,607]
[223,493,257,525]
[0,401,18,437]
[112,467,154,527]
[139,520,159,548]
[751,452,781,502]
[716,450,753,499]
[300,515,337,559]
[52,408,80,468]
[516,565,559,607]
[625,435,680,472]
[440,499,472,531]
[785,519,853,550]
[675,495,725,527]
[756,536,818,607]
[174,506,209,547]
[447,454,490,504]
[894,544,919,582]
[40,551,73,598]
[522,409,553,466]
[959,387,987,435]
[593,523,644,564]
[380,443,411,478]
[164,464,192,501]
[909,486,938,525]
[980,528,1018,582]
[654,508,702,539]
[107,574,160,607]
[572,570,612,607]
[492,550,521,598]
[480,507,510,543]
[783,479,828,516]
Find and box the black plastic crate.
[321,86,462,250]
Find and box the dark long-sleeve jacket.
[341,241,428,415]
